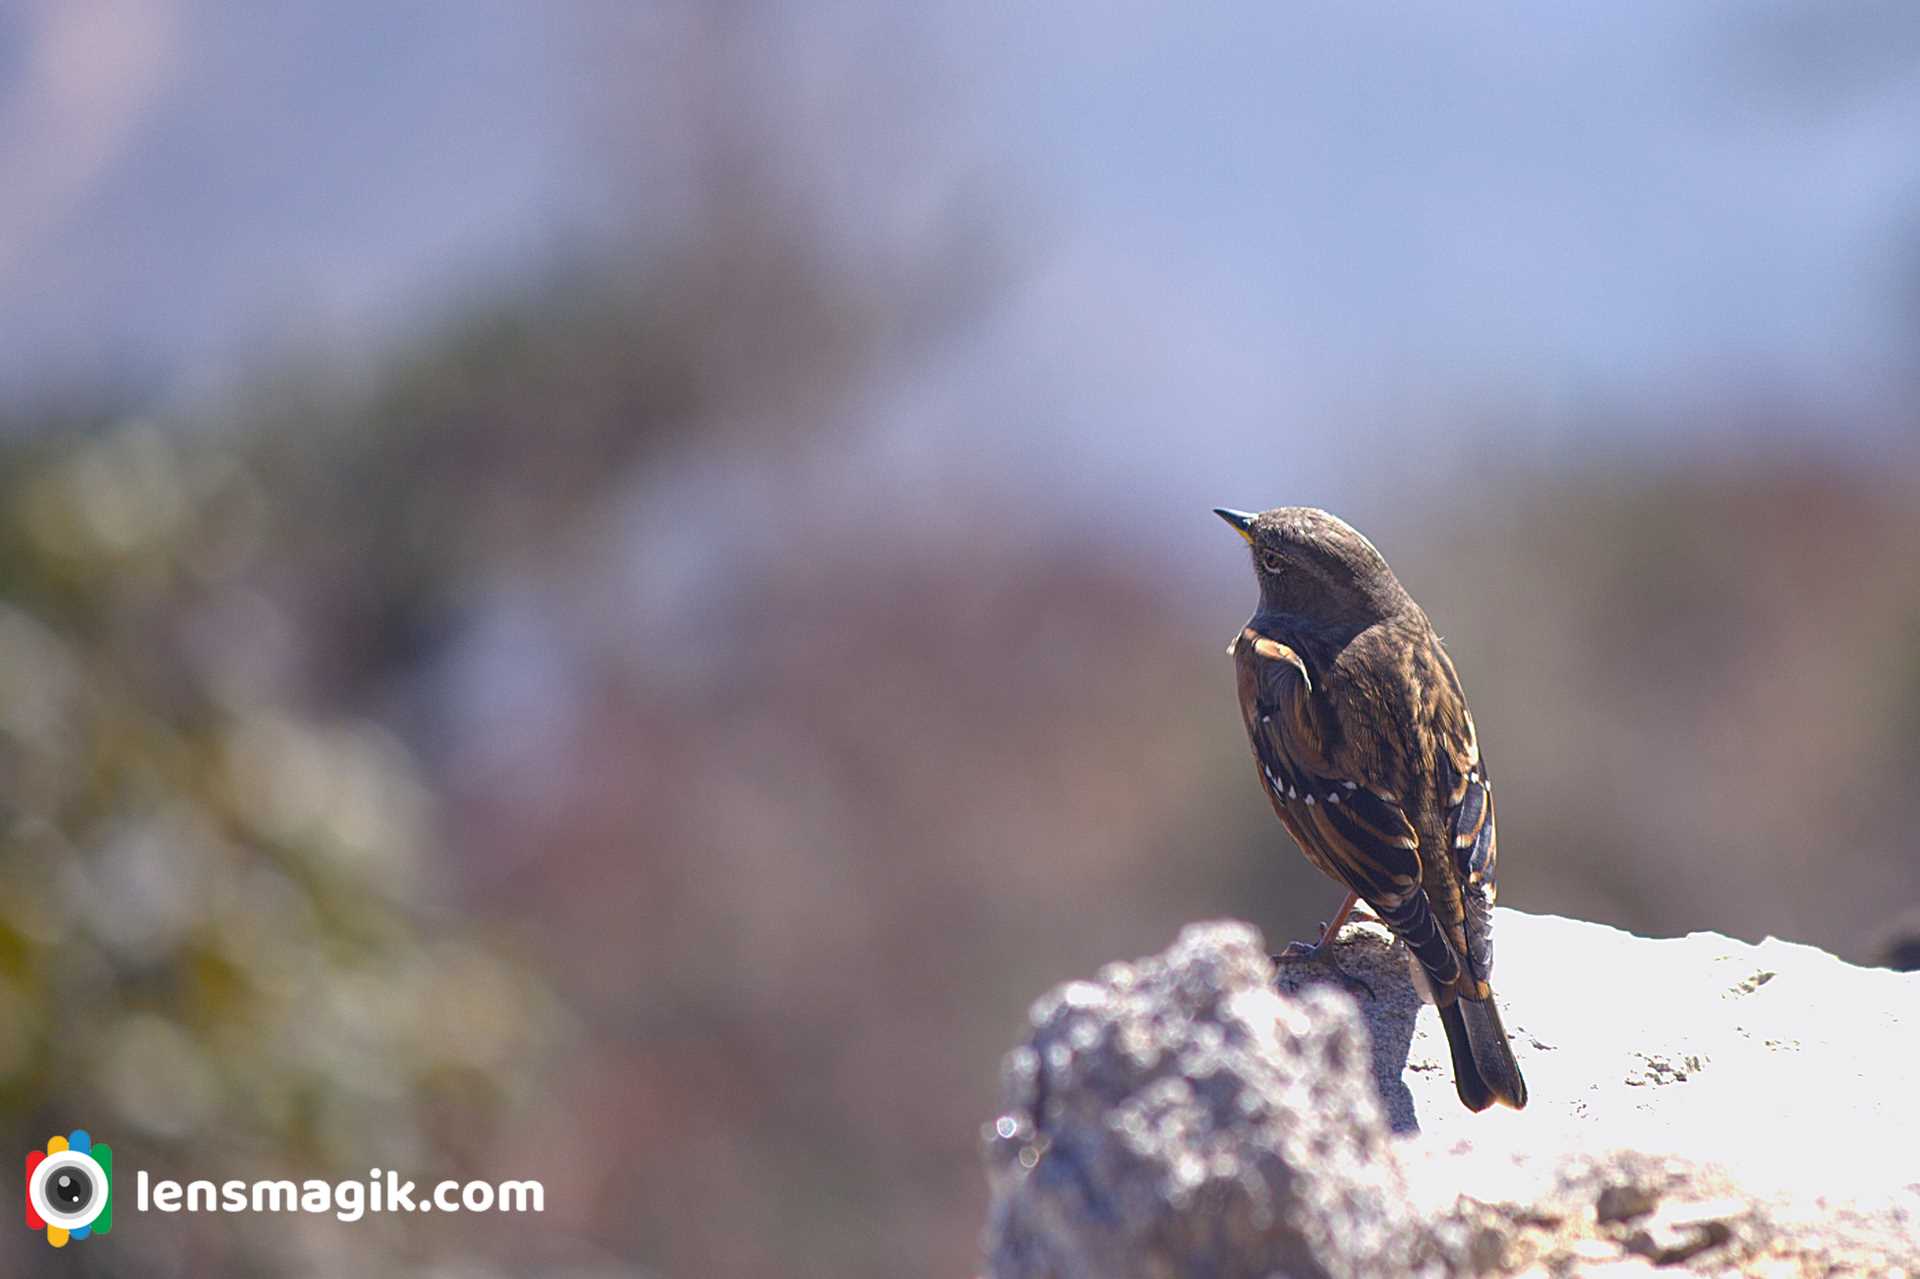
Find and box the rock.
[984,911,1920,1277]
[1620,1196,1738,1265]
[1282,910,1920,1214]
[1594,1182,1660,1224]
[982,921,1421,1278]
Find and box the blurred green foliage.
[0,405,566,1273]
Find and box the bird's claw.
[1271,940,1374,1000]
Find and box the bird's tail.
[1436,993,1527,1112]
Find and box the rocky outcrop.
[983,911,1920,1277]
[983,923,1417,1278]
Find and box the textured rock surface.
[985,911,1920,1277]
[983,922,1419,1279]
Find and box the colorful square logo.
[25,1130,113,1247]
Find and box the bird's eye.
[1260,549,1285,573]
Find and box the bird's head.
[1213,506,1409,625]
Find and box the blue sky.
[3,0,1915,503]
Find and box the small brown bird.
[1215,505,1527,1112]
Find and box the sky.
[2,0,1916,514]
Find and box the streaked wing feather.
[1244,637,1463,989]
[1450,756,1499,983]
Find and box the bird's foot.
[1271,938,1374,1000]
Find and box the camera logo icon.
[25,1130,113,1247]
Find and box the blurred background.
[3,2,1919,1275]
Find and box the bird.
[1214,505,1527,1112]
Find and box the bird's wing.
[1442,734,1499,989]
[1239,631,1466,990]
[1421,629,1501,990]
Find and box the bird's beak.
[1213,508,1256,544]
